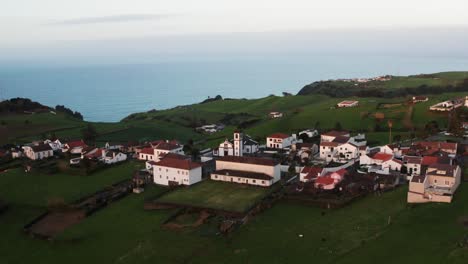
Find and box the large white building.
[266,133,297,149]
[213,131,259,157]
[151,155,202,186]
[211,156,281,187]
[22,144,54,160]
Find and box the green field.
[156,180,274,213]
[1,163,467,263]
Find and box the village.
[1,94,468,240]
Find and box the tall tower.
[233,130,243,157]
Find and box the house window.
[434,179,437,183]
[253,180,256,183]
[445,180,450,185]
[262,181,265,184]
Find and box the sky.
[2,0,468,62]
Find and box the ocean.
[1,54,468,122]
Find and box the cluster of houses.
[429,96,466,112]
[4,138,129,166]
[335,75,392,83]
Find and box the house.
[196,124,224,134]
[298,129,319,139]
[22,144,54,160]
[63,140,88,154]
[299,166,323,182]
[293,142,319,162]
[403,156,422,176]
[408,164,461,203]
[11,148,22,159]
[103,150,127,164]
[320,131,350,143]
[414,141,458,156]
[269,112,283,118]
[151,155,202,186]
[337,100,359,108]
[380,144,403,158]
[213,131,259,157]
[412,96,428,103]
[104,142,123,151]
[138,140,184,162]
[210,156,281,187]
[44,139,63,151]
[319,133,366,163]
[360,152,402,173]
[314,168,347,190]
[266,133,297,149]
[429,98,464,112]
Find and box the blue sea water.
[1,54,468,122]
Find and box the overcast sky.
[2,0,468,62]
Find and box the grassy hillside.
[297,71,468,98]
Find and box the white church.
[213,130,259,157]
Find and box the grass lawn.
[156,180,275,213]
[1,172,468,263]
[0,161,142,207]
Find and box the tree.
[334,122,342,131]
[299,133,309,142]
[81,124,98,144]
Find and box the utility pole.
[388,120,393,144]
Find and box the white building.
[63,140,88,154]
[211,156,281,187]
[44,139,63,151]
[269,112,283,118]
[298,129,319,138]
[320,131,350,143]
[103,150,127,164]
[138,141,184,162]
[360,152,402,173]
[151,155,202,186]
[213,131,259,157]
[266,133,297,149]
[337,100,359,108]
[22,144,54,160]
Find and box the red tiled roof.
[66,140,87,149]
[160,153,188,160]
[338,100,358,105]
[315,176,335,185]
[268,133,290,139]
[322,130,349,137]
[391,159,403,165]
[154,142,181,151]
[421,156,439,166]
[370,152,393,162]
[217,156,279,166]
[332,136,350,144]
[321,142,339,147]
[403,156,422,164]
[140,147,154,155]
[155,157,201,170]
[302,166,323,180]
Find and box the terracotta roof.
[321,142,340,147]
[411,175,426,183]
[322,130,349,137]
[66,140,87,149]
[140,147,154,155]
[217,156,279,166]
[154,142,181,151]
[338,100,358,105]
[31,144,53,152]
[213,169,272,180]
[421,156,439,166]
[403,156,422,164]
[332,136,350,144]
[315,176,335,185]
[268,133,290,139]
[391,159,403,165]
[160,153,188,160]
[426,164,458,177]
[370,152,393,162]
[154,157,201,170]
[301,166,323,176]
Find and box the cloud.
[48,14,177,25]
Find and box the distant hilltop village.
[332,75,392,83]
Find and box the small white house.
[269,112,283,118]
[337,100,359,108]
[138,141,184,162]
[63,140,88,154]
[298,129,319,138]
[103,150,127,164]
[266,133,297,149]
[44,139,63,151]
